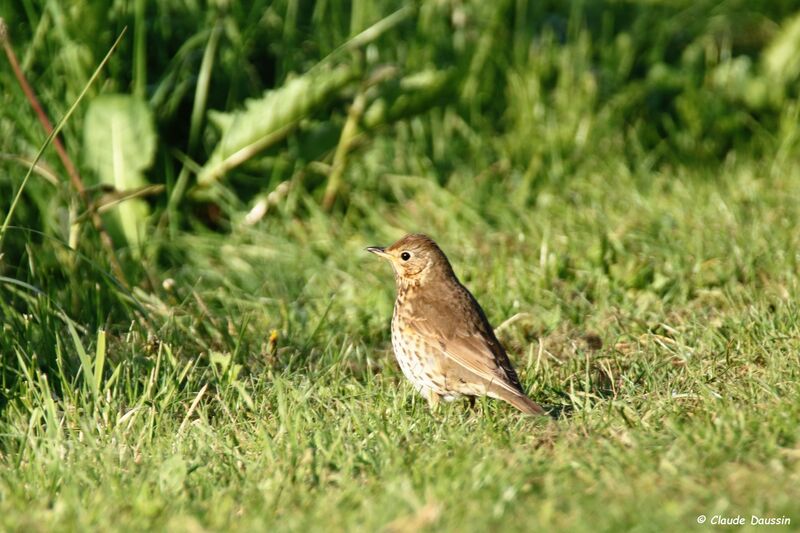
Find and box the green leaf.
[84,94,157,256]
[198,65,357,185]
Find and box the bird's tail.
[504,392,547,416]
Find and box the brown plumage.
[366,233,545,415]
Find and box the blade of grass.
[189,19,222,154]
[133,0,146,99]
[178,383,208,436]
[0,228,152,326]
[66,318,95,403]
[165,19,223,233]
[94,329,106,401]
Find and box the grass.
[2,1,800,531]
[2,160,799,531]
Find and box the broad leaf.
[198,65,357,185]
[84,94,156,256]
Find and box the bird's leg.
[425,390,442,411]
[467,396,477,410]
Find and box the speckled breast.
[391,307,462,401]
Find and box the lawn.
[1,1,799,531]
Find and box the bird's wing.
[438,331,529,399]
[406,305,528,400]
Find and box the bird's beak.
[366,246,389,258]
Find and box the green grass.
[2,161,799,531]
[2,1,800,531]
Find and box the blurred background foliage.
[1,0,800,397]
[2,0,799,233]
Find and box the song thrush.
[367,234,545,415]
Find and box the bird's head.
[366,233,453,284]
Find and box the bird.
[366,233,546,415]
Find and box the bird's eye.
[400,251,411,261]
